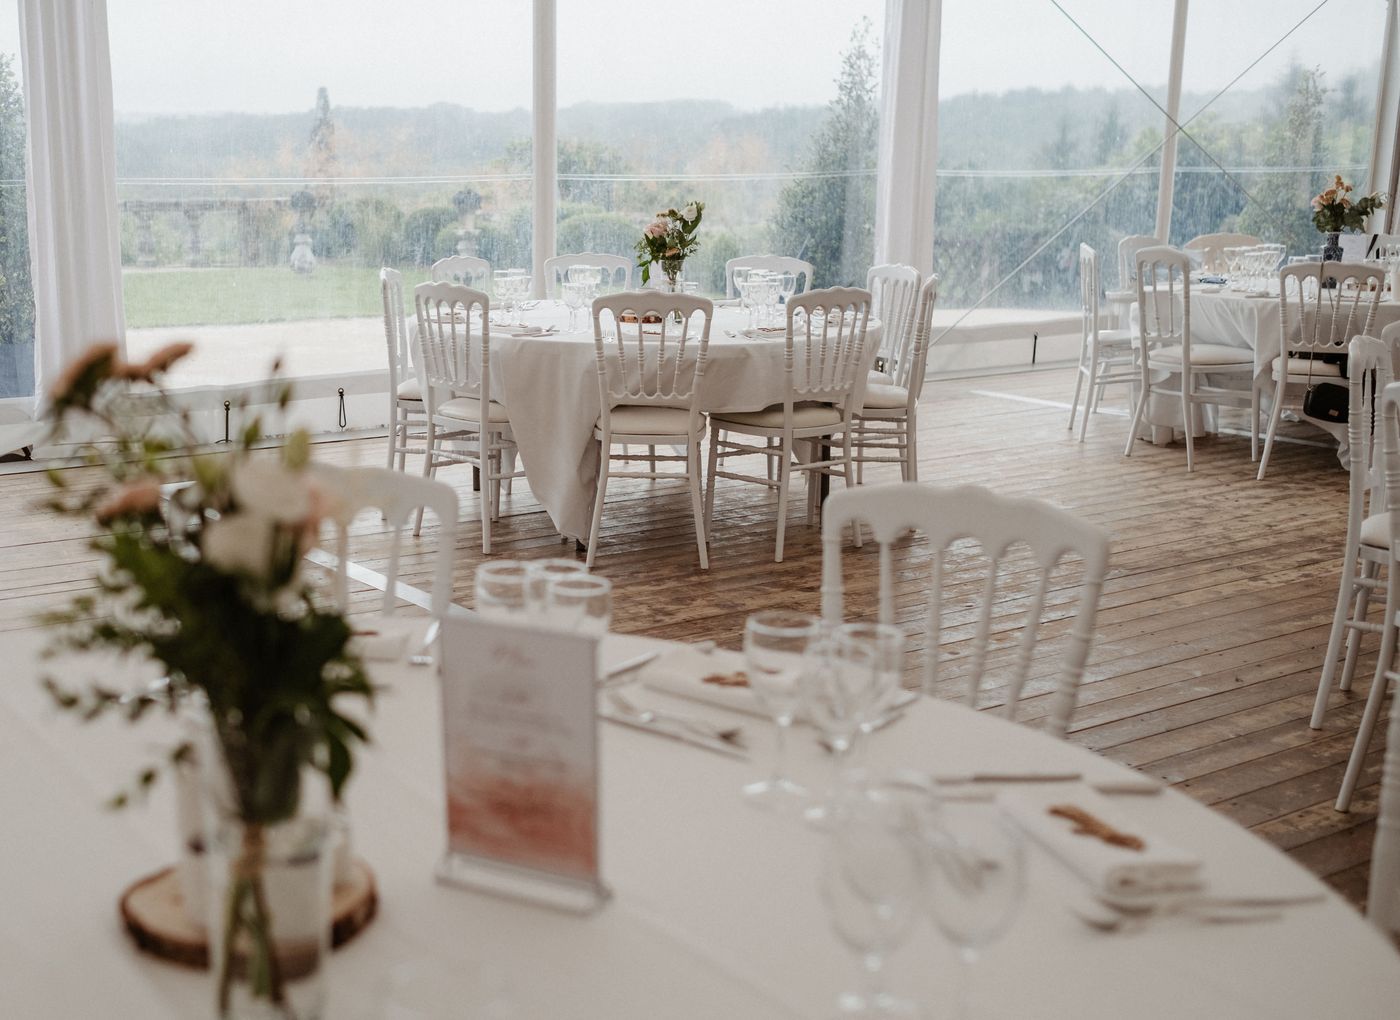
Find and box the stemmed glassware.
[474,561,531,618]
[543,574,613,635]
[822,789,924,1017]
[922,802,1026,1020]
[492,269,531,325]
[1223,246,1248,291]
[523,558,590,615]
[562,280,590,333]
[741,610,818,810]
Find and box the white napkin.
[1000,783,1202,899]
[349,628,409,662]
[640,645,766,717]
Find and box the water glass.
[742,610,818,809]
[543,574,613,635]
[803,635,890,826]
[562,280,590,332]
[474,561,531,619]
[923,802,1026,1020]
[822,790,924,1016]
[524,558,590,613]
[836,623,906,745]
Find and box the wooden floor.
[1,365,1388,912]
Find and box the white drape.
[874,0,941,276]
[19,0,125,403]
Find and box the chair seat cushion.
[599,405,695,436]
[1270,355,1344,379]
[1098,328,1133,345]
[1147,343,1253,367]
[861,383,910,409]
[396,378,422,401]
[868,369,894,385]
[1361,512,1392,549]
[712,401,843,430]
[438,395,511,424]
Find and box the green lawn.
[122,264,411,329]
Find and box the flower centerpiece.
[1311,174,1387,261]
[39,342,372,1019]
[636,201,704,288]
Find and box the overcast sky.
[0,1,1382,115]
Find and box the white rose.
[230,461,311,524]
[203,512,276,579]
[682,203,698,221]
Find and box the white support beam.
[531,0,557,298]
[1368,0,1400,231]
[1154,0,1189,242]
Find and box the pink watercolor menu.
[438,616,601,886]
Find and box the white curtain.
[19,0,125,403]
[874,0,941,276]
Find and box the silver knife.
[599,707,748,759]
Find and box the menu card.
[435,614,608,913]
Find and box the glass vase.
[1322,231,1343,262]
[207,816,335,1020]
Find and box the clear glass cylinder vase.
[207,816,335,1020]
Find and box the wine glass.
[836,623,906,752]
[803,635,890,826]
[738,278,758,329]
[822,790,924,1017]
[543,574,612,635]
[1223,247,1247,291]
[491,270,515,325]
[474,561,531,619]
[742,610,818,810]
[777,271,797,308]
[523,558,589,615]
[562,281,589,333]
[923,802,1026,1020]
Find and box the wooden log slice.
[118,858,377,969]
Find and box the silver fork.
[607,690,745,747]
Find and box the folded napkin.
[509,326,558,337]
[741,326,787,339]
[641,645,766,717]
[349,628,410,662]
[999,783,1202,899]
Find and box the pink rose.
[645,221,667,238]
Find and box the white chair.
[380,268,428,474]
[706,287,872,563]
[430,255,491,288]
[865,264,921,383]
[1122,246,1256,472]
[311,464,458,621]
[413,282,524,554]
[724,255,814,298]
[1369,384,1400,925]
[1257,260,1385,480]
[1316,336,1400,812]
[543,253,633,297]
[587,291,713,569]
[1067,244,1136,442]
[851,275,938,482]
[1370,668,1400,934]
[1116,234,1161,292]
[1183,232,1262,274]
[819,482,1110,739]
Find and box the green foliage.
[557,209,638,258]
[350,197,405,266]
[475,205,533,270]
[636,201,703,285]
[0,52,34,354]
[401,206,458,266]
[768,20,878,288]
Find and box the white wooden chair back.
[430,255,491,288]
[897,275,940,403]
[1079,243,1103,345]
[1369,379,1400,931]
[1347,336,1400,531]
[783,286,872,409]
[413,282,492,413]
[1134,246,1191,360]
[819,482,1110,739]
[1117,233,1160,290]
[591,291,713,430]
[544,253,633,297]
[381,267,411,395]
[311,465,458,620]
[1183,232,1262,273]
[725,255,815,298]
[866,264,921,379]
[1279,261,1384,361]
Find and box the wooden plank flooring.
[0,365,1388,913]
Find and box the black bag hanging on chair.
[1299,346,1349,424]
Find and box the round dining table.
[4,624,1399,1018]
[437,301,882,541]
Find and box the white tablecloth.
[4,626,1398,1018]
[467,303,881,540]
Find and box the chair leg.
[906,410,918,482]
[414,420,437,537]
[1257,376,1287,481]
[386,407,398,471]
[396,419,409,473]
[1340,557,1382,693]
[774,435,793,563]
[1336,659,1395,813]
[688,439,709,570]
[1181,376,1194,473]
[1123,378,1148,458]
[1249,379,1261,462]
[481,435,493,555]
[843,428,862,549]
[1068,351,1086,433]
[586,440,610,569]
[1314,550,1366,728]
[704,423,721,536]
[1079,355,1097,443]
[503,447,516,497]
